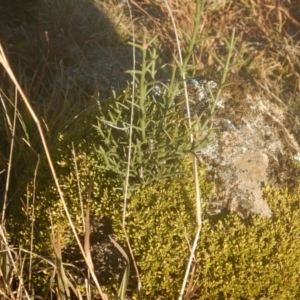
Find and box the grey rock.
[180,80,300,218]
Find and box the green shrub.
[7,26,300,299]
[10,103,300,298]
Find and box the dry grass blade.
[0,226,30,299]
[0,44,108,300]
[84,205,94,272]
[161,0,203,298]
[0,243,11,298]
[121,0,142,293]
[1,88,17,225]
[28,155,40,294]
[109,236,130,300]
[83,204,93,299]
[183,262,197,300]
[51,231,71,300]
[72,143,85,232]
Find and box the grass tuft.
[0,0,300,299]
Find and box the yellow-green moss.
[9,108,300,299]
[103,183,300,299]
[192,186,300,299]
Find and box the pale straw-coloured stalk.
[121,0,142,294]
[72,143,86,232]
[1,88,18,225]
[29,155,40,294]
[0,226,31,299]
[0,44,108,300]
[162,1,204,299]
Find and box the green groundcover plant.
[2,0,300,299]
[9,87,300,298]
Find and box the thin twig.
[0,226,31,299]
[1,87,17,225]
[29,155,40,294]
[0,44,108,300]
[122,0,142,292]
[162,1,203,299]
[72,143,85,232]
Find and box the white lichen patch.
[293,152,300,165]
[191,80,300,218]
[175,78,220,116]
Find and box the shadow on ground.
[0,0,132,292]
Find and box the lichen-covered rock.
[180,79,300,218]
